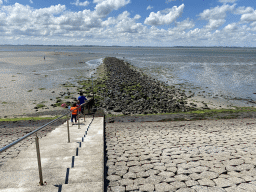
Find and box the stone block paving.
[105,118,256,191]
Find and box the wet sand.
[0,51,103,118]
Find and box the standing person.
[78,92,87,115]
[70,103,78,125]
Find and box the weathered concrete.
[0,116,104,192]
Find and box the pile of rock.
[95,57,196,115]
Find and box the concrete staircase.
[0,116,104,192]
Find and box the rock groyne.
[81,57,197,115]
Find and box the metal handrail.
[0,100,90,154]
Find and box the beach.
[0,50,103,118]
[0,46,255,118]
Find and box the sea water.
[0,45,255,107]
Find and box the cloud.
[199,4,235,30]
[219,0,237,3]
[144,4,184,26]
[234,6,254,15]
[94,0,130,18]
[223,23,237,31]
[29,0,33,4]
[0,1,255,46]
[71,0,89,7]
[174,18,195,31]
[0,0,2,6]
[241,11,256,22]
[199,4,235,20]
[147,5,153,10]
[206,19,226,30]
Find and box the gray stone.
[129,165,144,173]
[141,163,154,170]
[123,172,137,179]
[111,186,125,192]
[136,171,150,178]
[127,161,141,167]
[174,174,191,182]
[107,175,121,181]
[189,173,203,180]
[176,188,196,192]
[171,181,187,189]
[153,165,167,171]
[200,171,219,179]
[206,186,226,192]
[158,171,175,178]
[166,166,177,172]
[189,166,209,173]
[197,178,216,187]
[146,169,161,176]
[120,179,134,186]
[213,178,234,188]
[185,180,199,187]
[237,183,256,191]
[191,185,208,191]
[133,178,148,185]
[155,183,176,192]
[242,175,255,182]
[139,183,155,191]
[125,184,139,191]
[227,176,245,184]
[146,175,164,184]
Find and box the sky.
[0,0,256,46]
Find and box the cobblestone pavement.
[105,118,256,191]
[0,119,66,169]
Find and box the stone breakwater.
[105,119,256,191]
[93,57,197,115]
[0,119,66,169]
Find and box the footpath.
[0,116,104,192]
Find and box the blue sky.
[0,0,256,46]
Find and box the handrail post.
[67,115,70,143]
[35,134,43,185]
[78,112,81,129]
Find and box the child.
[76,100,82,113]
[70,103,78,125]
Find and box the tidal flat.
[0,51,103,118]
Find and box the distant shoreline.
[1,45,256,48]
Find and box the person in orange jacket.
[70,103,78,125]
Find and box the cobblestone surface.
[106,118,256,191]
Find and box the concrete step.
[0,116,104,192]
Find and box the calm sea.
[1,45,255,106]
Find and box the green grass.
[1,102,7,104]
[105,107,256,119]
[0,116,61,122]
[27,90,33,92]
[39,88,46,90]
[36,104,46,108]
